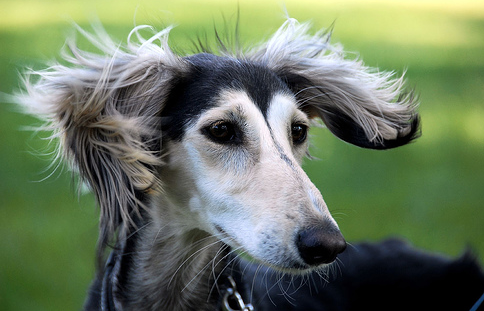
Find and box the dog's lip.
[235,252,320,275]
[212,223,321,273]
[213,224,230,239]
[213,224,239,246]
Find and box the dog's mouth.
[212,224,337,274]
[233,249,314,274]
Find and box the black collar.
[100,250,120,311]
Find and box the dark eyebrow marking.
[266,124,297,170]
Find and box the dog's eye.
[291,123,308,145]
[204,121,240,144]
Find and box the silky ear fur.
[17,24,189,260]
[248,19,420,149]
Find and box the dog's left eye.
[291,123,308,145]
[204,121,240,144]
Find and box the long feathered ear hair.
[17,24,189,263]
[248,19,420,149]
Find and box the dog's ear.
[250,19,420,149]
[18,25,188,251]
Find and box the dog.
[18,18,484,310]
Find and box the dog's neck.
[108,213,231,310]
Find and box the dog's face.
[160,54,345,271]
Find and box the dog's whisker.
[179,241,231,294]
[207,245,245,299]
[247,262,264,306]
[278,273,298,307]
[177,250,221,294]
[168,238,222,288]
[261,265,278,307]
[150,222,168,247]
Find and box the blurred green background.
[1,0,483,310]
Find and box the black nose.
[296,225,346,266]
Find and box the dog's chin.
[213,228,332,275]
[233,248,331,276]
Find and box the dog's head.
[19,19,419,272]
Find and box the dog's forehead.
[162,54,295,140]
[187,53,291,116]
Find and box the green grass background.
[1,0,483,309]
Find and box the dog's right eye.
[204,121,241,144]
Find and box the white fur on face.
[161,89,339,271]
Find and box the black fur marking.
[240,238,484,311]
[161,54,291,141]
[323,106,421,150]
[267,126,297,169]
[278,70,421,150]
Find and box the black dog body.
[241,239,484,311]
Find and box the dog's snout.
[296,226,346,266]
